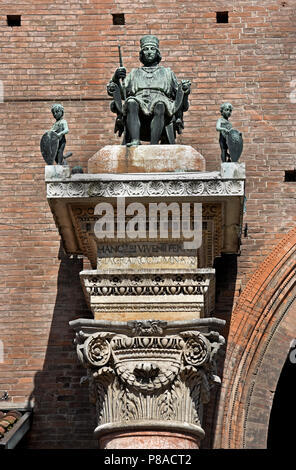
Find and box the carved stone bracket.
[70,318,225,442]
[46,164,245,268]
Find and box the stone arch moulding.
[215,226,296,448]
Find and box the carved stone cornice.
[82,271,213,294]
[46,177,244,199]
[80,269,216,320]
[70,318,225,442]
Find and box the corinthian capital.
[72,319,225,443]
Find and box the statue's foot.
[127,140,141,147]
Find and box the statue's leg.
[219,134,227,162]
[221,147,226,162]
[126,99,141,145]
[150,102,165,145]
[56,141,66,164]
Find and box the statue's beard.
[142,57,158,67]
[140,50,161,66]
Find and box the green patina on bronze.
[107,35,191,146]
[40,104,72,165]
[216,102,243,162]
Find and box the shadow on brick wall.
[201,254,238,449]
[19,247,237,449]
[21,243,98,449]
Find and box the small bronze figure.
[216,102,243,162]
[49,104,69,164]
[40,104,72,165]
[107,35,191,146]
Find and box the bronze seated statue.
[107,35,191,146]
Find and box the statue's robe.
[123,65,179,117]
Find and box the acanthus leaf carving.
[73,324,224,436]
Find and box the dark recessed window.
[284,170,296,182]
[216,11,229,23]
[112,13,125,25]
[7,15,21,27]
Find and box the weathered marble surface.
[88,145,206,174]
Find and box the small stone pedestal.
[88,144,205,173]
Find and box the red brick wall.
[212,226,296,448]
[0,0,296,448]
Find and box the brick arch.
[215,226,296,448]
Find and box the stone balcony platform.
[46,161,245,269]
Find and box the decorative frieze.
[47,178,244,199]
[71,319,225,441]
[83,272,211,296]
[80,270,215,320]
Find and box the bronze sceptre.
[118,45,126,100]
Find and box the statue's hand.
[114,67,126,81]
[107,82,117,93]
[181,80,191,95]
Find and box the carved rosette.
[74,322,225,440]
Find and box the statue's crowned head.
[139,35,162,65]
[140,35,159,50]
